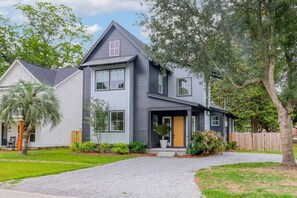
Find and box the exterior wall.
[82,67,91,141]
[0,62,37,86]
[210,111,226,139]
[89,63,134,144]
[168,68,206,105]
[149,63,168,96]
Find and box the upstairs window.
[95,68,125,91]
[158,74,163,94]
[109,40,120,57]
[177,77,192,96]
[211,116,220,126]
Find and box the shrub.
[100,143,112,153]
[187,131,226,156]
[80,142,96,153]
[226,141,237,150]
[129,141,146,153]
[111,143,129,154]
[70,142,81,152]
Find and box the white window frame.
[109,40,120,57]
[109,111,125,132]
[162,116,172,146]
[177,77,192,96]
[211,115,220,126]
[158,74,163,94]
[192,116,196,133]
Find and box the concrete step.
[157,151,176,157]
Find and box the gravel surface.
[0,152,283,198]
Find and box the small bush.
[70,142,81,152]
[226,141,237,150]
[100,143,112,153]
[112,143,129,154]
[80,142,96,153]
[129,141,146,153]
[187,131,226,156]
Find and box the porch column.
[148,110,152,148]
[187,109,192,146]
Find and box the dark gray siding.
[210,111,224,136]
[86,27,139,61]
[149,63,168,96]
[82,67,91,141]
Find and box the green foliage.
[0,80,61,155]
[85,98,109,145]
[154,123,171,139]
[70,143,80,152]
[0,2,91,73]
[80,142,97,153]
[187,131,226,156]
[226,141,237,150]
[111,143,129,154]
[212,79,279,132]
[100,143,112,153]
[129,141,146,153]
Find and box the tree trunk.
[22,130,30,155]
[251,118,258,133]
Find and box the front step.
[157,151,176,157]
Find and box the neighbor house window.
[211,116,220,126]
[110,111,124,131]
[109,40,120,57]
[30,129,35,142]
[95,69,125,90]
[177,77,192,96]
[158,74,163,94]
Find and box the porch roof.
[210,103,238,118]
[147,93,209,111]
[80,55,137,67]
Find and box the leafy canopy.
[0,2,91,72]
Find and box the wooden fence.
[71,130,82,144]
[229,132,281,151]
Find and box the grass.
[196,162,297,198]
[0,148,134,182]
[237,145,297,158]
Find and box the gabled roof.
[79,21,145,69]
[19,60,79,87]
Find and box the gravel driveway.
[0,152,282,198]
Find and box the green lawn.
[237,145,297,158]
[196,162,297,198]
[0,148,134,182]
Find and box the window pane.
[110,112,124,131]
[178,78,192,96]
[109,40,120,57]
[96,70,109,90]
[30,129,35,142]
[110,69,125,89]
[158,74,163,94]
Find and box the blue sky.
[0,0,149,49]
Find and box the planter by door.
[160,140,168,149]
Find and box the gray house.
[79,21,234,148]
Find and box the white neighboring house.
[0,60,82,147]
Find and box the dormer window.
[109,40,120,57]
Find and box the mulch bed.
[72,152,156,157]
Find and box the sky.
[0,0,149,48]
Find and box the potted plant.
[154,123,171,149]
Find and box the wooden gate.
[71,130,82,144]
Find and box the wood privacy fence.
[71,130,82,144]
[229,132,281,151]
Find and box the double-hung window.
[177,77,192,96]
[110,111,124,131]
[95,69,125,90]
[109,40,120,57]
[158,74,163,94]
[211,116,220,126]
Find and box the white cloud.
[0,0,142,17]
[86,24,103,35]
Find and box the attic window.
[109,40,120,57]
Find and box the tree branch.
[226,76,262,89]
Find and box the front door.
[173,116,184,147]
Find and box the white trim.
[0,60,41,85]
[54,70,81,88]
[162,116,172,146]
[211,115,220,126]
[158,74,163,94]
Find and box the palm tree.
[0,80,61,155]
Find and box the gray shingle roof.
[81,55,137,67]
[19,60,79,87]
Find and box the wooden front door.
[173,116,184,147]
